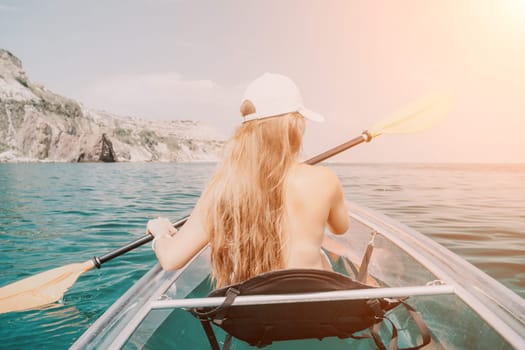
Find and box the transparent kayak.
[71,202,525,349]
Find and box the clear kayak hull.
[72,202,525,349]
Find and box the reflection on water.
[0,162,523,348]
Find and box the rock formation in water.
[0,49,224,162]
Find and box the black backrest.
[197,269,400,347]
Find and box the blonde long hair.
[203,106,305,288]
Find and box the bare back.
[282,163,350,270]
[150,163,350,280]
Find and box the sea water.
[0,162,523,349]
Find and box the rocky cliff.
[0,49,224,162]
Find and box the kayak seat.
[189,269,431,350]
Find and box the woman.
[147,73,349,288]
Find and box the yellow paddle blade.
[0,261,94,314]
[369,92,453,138]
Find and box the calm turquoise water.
[0,163,524,349]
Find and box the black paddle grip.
[92,216,189,268]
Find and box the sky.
[1,0,524,163]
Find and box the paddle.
[0,217,189,314]
[0,91,451,314]
[305,92,452,164]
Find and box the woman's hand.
[147,217,177,238]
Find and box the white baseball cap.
[241,73,325,123]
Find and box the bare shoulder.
[296,163,338,179]
[291,164,340,190]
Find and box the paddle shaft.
[92,217,188,268]
[91,130,373,268]
[304,131,371,165]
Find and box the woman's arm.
[147,196,210,270]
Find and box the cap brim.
[298,107,325,122]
